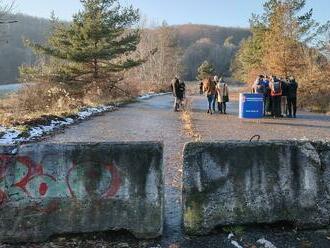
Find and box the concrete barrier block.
[0,142,164,242]
[183,141,330,235]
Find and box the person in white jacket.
[216,78,229,114]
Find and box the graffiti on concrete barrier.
[13,156,57,197]
[103,163,121,198]
[69,159,122,199]
[0,155,12,205]
[0,155,121,211]
[66,160,121,199]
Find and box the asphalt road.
[17,94,330,248]
[190,94,330,142]
[48,94,330,143]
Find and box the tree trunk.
[93,58,98,79]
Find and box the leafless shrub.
[0,83,80,125]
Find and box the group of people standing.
[171,75,230,114]
[201,76,229,115]
[252,75,298,118]
[171,74,298,118]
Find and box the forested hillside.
[0,14,51,83]
[0,15,250,83]
[176,24,250,79]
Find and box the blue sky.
[14,0,329,28]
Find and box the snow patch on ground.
[0,128,21,144]
[149,245,161,248]
[231,240,243,248]
[0,92,168,145]
[257,238,277,248]
[0,105,116,145]
[228,233,235,240]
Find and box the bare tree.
[323,30,330,58]
[0,0,15,21]
[0,0,16,43]
[128,21,183,92]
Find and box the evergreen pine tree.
[22,0,142,88]
[196,60,215,80]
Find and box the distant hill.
[175,24,250,80]
[176,24,250,48]
[0,15,250,83]
[0,14,51,83]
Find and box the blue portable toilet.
[239,93,264,119]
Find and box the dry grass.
[0,81,137,126]
[180,97,201,141]
[0,83,79,125]
[299,88,330,114]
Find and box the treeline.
[0,15,250,83]
[232,0,330,112]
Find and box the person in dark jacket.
[280,78,289,117]
[263,75,272,116]
[178,80,186,110]
[171,76,180,112]
[199,81,204,95]
[269,76,282,117]
[287,76,298,118]
[252,75,265,93]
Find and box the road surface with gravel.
[7,93,329,248]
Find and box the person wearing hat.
[287,76,298,118]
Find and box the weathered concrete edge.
[30,141,166,239]
[0,141,164,150]
[22,141,164,146]
[182,140,330,235]
[0,141,165,240]
[183,140,330,159]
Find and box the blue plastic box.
[239,93,264,119]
